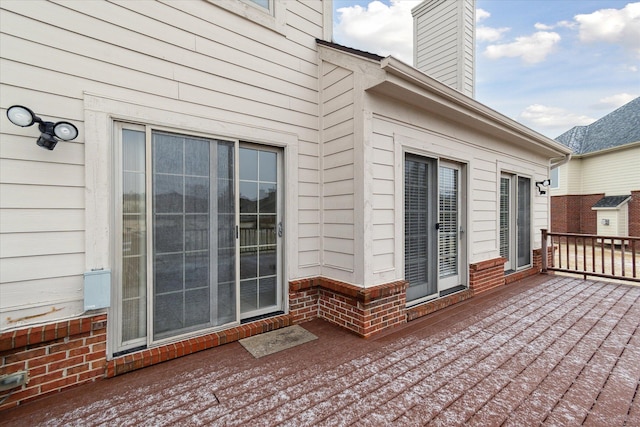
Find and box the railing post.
[541,228,548,273]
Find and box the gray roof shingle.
[592,195,631,208]
[555,97,640,154]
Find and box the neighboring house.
[0,0,570,408]
[550,97,640,237]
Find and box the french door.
[404,154,465,304]
[115,124,283,354]
[500,173,531,272]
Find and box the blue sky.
[332,0,640,137]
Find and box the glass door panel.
[500,176,513,271]
[151,133,235,340]
[517,177,531,268]
[239,147,281,319]
[438,164,461,290]
[121,128,147,347]
[404,155,437,302]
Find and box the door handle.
[435,223,440,230]
[278,222,283,237]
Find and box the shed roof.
[555,97,640,155]
[592,195,631,209]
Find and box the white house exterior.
[0,0,569,408]
[550,97,640,237]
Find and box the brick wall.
[629,190,640,237]
[580,194,604,234]
[551,193,604,234]
[0,314,107,411]
[406,289,474,321]
[290,278,407,337]
[469,257,506,293]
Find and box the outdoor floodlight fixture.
[6,105,78,150]
[536,179,552,195]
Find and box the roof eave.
[372,57,572,158]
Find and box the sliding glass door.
[116,124,282,354]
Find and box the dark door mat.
[239,325,318,358]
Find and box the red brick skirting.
[469,257,506,293]
[289,278,407,337]
[0,314,107,411]
[107,314,292,377]
[406,289,474,321]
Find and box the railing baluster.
[591,237,596,273]
[621,240,626,277]
[601,238,605,275]
[633,240,637,279]
[611,238,615,277]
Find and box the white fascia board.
[373,56,572,159]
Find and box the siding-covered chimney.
[412,0,475,98]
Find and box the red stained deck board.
[2,275,639,426]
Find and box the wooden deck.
[2,274,639,426]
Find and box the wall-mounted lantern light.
[6,105,78,150]
[535,179,551,195]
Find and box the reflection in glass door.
[438,163,461,291]
[239,146,282,319]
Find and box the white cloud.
[520,104,595,130]
[484,32,561,64]
[477,26,510,42]
[334,0,420,64]
[534,20,575,31]
[476,8,490,23]
[575,2,640,56]
[593,93,639,109]
[534,23,553,31]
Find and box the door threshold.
[241,311,285,324]
[439,285,467,297]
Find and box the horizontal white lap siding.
[370,112,550,273]
[0,0,323,329]
[372,132,395,275]
[321,62,356,278]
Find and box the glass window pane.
[217,281,236,324]
[185,252,209,289]
[259,245,277,276]
[240,182,258,213]
[155,253,184,294]
[259,215,276,246]
[240,215,258,246]
[185,177,209,213]
[154,292,184,334]
[259,183,277,213]
[240,279,258,313]
[154,133,183,174]
[259,151,277,182]
[217,142,234,180]
[240,148,258,181]
[185,214,209,251]
[154,215,184,253]
[185,138,209,176]
[185,288,210,327]
[259,277,276,308]
[248,0,269,10]
[154,174,183,213]
[240,247,258,280]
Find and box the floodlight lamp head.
[535,179,551,195]
[6,105,78,150]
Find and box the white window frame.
[84,93,298,359]
[211,0,286,35]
